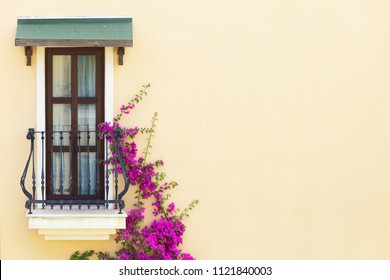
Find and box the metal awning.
[15,16,133,47]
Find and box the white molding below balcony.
[27,209,127,240]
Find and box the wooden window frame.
[45,47,105,200]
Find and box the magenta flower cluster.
[94,86,196,260]
[114,207,194,260]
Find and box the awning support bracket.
[25,46,32,66]
[117,47,125,65]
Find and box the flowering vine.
[71,84,198,260]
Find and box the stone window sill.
[27,208,127,240]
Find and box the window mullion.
[71,54,79,197]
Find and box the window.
[45,47,105,200]
[21,47,128,240]
[16,16,134,239]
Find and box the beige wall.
[2,0,390,259]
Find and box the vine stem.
[135,240,146,259]
[142,112,158,164]
[113,83,151,127]
[153,191,170,220]
[138,112,158,205]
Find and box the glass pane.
[78,55,96,97]
[52,152,71,195]
[78,104,96,145]
[53,55,71,97]
[53,104,71,146]
[78,152,97,195]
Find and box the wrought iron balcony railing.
[20,128,130,214]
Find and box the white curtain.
[78,55,96,97]
[53,55,71,97]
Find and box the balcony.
[20,128,130,240]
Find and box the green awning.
[15,17,133,47]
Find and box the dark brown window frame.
[45,47,105,200]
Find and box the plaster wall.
[1,0,390,259]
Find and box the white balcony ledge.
[27,208,127,240]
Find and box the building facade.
[1,0,390,259]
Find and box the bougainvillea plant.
[71,84,198,260]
